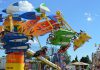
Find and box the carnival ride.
[0,1,91,70]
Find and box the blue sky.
[0,0,100,60]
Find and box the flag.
[20,12,36,20]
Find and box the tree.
[75,56,78,62]
[61,51,71,64]
[72,56,78,63]
[80,55,92,64]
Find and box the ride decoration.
[73,31,91,50]
[47,29,76,46]
[0,0,91,70]
[0,1,91,53]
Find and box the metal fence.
[25,61,42,70]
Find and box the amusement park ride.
[0,1,91,70]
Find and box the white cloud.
[6,1,34,14]
[19,1,34,12]
[84,12,93,22]
[87,16,92,22]
[7,4,19,14]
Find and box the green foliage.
[72,56,78,63]
[80,55,92,64]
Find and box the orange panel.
[6,52,24,63]
[17,23,26,33]
[28,20,60,36]
[17,16,41,35]
[3,17,23,31]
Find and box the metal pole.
[9,15,14,32]
[36,36,42,48]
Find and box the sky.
[0,0,100,61]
